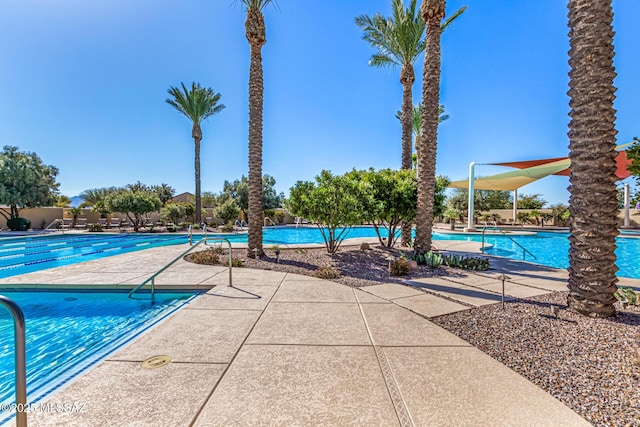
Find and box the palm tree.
[566,0,619,318]
[414,0,445,254]
[396,103,449,175]
[356,0,464,246]
[166,82,225,224]
[240,0,275,258]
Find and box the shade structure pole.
[624,183,630,227]
[513,189,518,223]
[465,162,477,231]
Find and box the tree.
[166,82,225,224]
[80,186,120,215]
[356,0,464,246]
[160,203,187,225]
[151,183,176,207]
[396,104,449,173]
[240,0,276,258]
[0,146,59,220]
[414,0,446,254]
[626,136,640,183]
[287,171,366,253]
[566,0,619,317]
[222,174,284,218]
[349,169,417,247]
[54,195,72,207]
[201,191,218,208]
[105,189,162,232]
[447,188,512,215]
[517,193,546,209]
[215,198,241,225]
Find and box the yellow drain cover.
[141,355,172,369]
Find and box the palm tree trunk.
[401,65,415,247]
[246,9,266,258]
[566,0,619,318]
[415,0,445,254]
[192,124,203,224]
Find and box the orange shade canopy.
[489,150,631,179]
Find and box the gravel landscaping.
[186,244,640,426]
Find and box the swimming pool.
[437,231,640,279]
[0,291,195,424]
[1,227,638,279]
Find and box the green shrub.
[230,257,244,267]
[614,287,638,305]
[389,258,411,276]
[88,223,103,232]
[221,222,234,233]
[314,266,341,280]
[7,217,31,231]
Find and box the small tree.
[287,171,365,253]
[151,183,176,207]
[626,136,640,183]
[215,198,241,225]
[518,193,546,209]
[160,203,187,225]
[0,146,59,220]
[66,207,83,227]
[105,190,162,232]
[349,169,417,247]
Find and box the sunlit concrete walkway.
[0,241,614,426]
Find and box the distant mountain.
[69,196,83,207]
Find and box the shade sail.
[489,150,631,179]
[449,142,634,190]
[448,159,570,191]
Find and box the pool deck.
[2,239,637,426]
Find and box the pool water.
[1,227,638,279]
[435,231,640,279]
[0,291,195,422]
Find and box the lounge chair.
[74,218,87,229]
[61,219,73,230]
[109,218,121,229]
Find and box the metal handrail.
[39,219,62,234]
[481,227,537,260]
[0,295,27,427]
[128,237,233,302]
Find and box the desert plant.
[313,266,341,280]
[221,222,235,233]
[389,258,411,276]
[442,254,490,271]
[614,287,638,305]
[230,257,244,267]
[410,250,443,268]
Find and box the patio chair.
[61,218,73,230]
[98,218,108,228]
[109,218,121,229]
[74,218,87,229]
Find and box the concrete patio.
[1,240,626,426]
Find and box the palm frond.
[235,0,278,12]
[166,82,225,125]
[442,6,467,32]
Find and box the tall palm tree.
[166,82,225,224]
[241,0,275,258]
[414,0,445,254]
[356,0,464,246]
[566,0,619,318]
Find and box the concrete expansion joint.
[373,345,414,427]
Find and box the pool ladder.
[481,226,536,261]
[0,295,27,427]
[128,237,233,302]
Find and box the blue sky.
[1,0,638,205]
